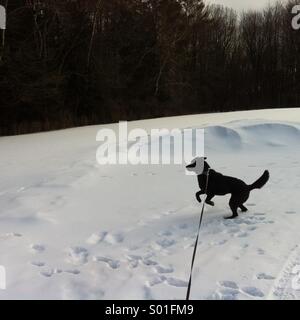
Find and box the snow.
[0,108,300,300]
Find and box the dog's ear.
[204,161,210,169]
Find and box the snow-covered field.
[0,108,300,300]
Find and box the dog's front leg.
[205,194,215,206]
[195,190,205,203]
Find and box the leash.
[186,169,210,300]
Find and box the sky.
[206,0,281,12]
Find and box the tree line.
[0,0,299,136]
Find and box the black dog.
[186,158,270,219]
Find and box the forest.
[0,0,300,136]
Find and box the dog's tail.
[248,170,270,191]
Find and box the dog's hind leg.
[225,195,239,219]
[239,191,250,212]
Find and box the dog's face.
[186,157,210,175]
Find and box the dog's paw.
[206,200,215,207]
[195,195,202,203]
[239,205,248,212]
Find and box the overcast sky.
[206,0,281,12]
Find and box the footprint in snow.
[126,254,142,268]
[146,276,187,288]
[216,281,264,300]
[257,248,265,255]
[158,230,172,237]
[128,260,139,268]
[126,254,142,261]
[93,256,120,269]
[214,289,239,300]
[126,254,157,268]
[64,269,80,275]
[67,247,89,265]
[31,261,45,267]
[234,219,253,226]
[256,272,275,280]
[30,244,46,253]
[154,265,174,274]
[0,232,22,240]
[257,216,266,221]
[212,281,240,300]
[40,268,62,278]
[165,277,188,288]
[143,258,158,266]
[104,232,124,244]
[218,281,239,289]
[146,275,166,287]
[40,269,54,278]
[87,231,124,245]
[285,211,297,215]
[241,286,264,298]
[86,231,108,245]
[155,238,175,249]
